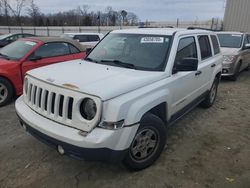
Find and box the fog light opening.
[57,145,65,155]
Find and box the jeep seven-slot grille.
[26,83,74,120]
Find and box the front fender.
[102,80,171,126]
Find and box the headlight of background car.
[79,98,97,120]
[223,55,236,62]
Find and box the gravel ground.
[0,71,250,188]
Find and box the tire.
[0,78,14,107]
[245,65,250,71]
[123,113,167,171]
[200,77,219,108]
[230,63,241,81]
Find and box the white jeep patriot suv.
[16,28,222,171]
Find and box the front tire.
[0,78,14,107]
[123,113,166,171]
[200,77,219,108]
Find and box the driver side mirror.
[244,43,250,50]
[173,58,198,74]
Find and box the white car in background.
[61,33,104,48]
[217,32,250,81]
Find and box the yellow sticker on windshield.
[141,37,164,43]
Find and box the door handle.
[195,70,202,76]
[211,64,216,68]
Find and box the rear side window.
[74,35,88,42]
[35,42,70,58]
[211,35,220,55]
[88,35,100,42]
[74,35,100,42]
[198,35,212,60]
[175,36,197,63]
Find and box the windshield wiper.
[100,59,136,69]
[85,57,99,63]
[0,53,10,60]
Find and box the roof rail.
[138,26,174,29]
[187,26,220,31]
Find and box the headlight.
[79,98,97,120]
[223,55,236,62]
[24,77,28,94]
[99,120,125,130]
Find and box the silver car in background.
[217,32,250,81]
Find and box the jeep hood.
[220,47,240,56]
[28,60,167,100]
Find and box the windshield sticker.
[232,34,242,37]
[141,37,164,43]
[25,41,36,46]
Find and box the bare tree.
[0,0,10,25]
[27,0,40,26]
[7,0,28,25]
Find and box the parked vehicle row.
[0,28,249,171]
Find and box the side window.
[247,35,250,44]
[69,44,80,54]
[211,35,220,55]
[88,35,100,42]
[35,42,70,58]
[74,35,88,42]
[198,35,212,60]
[8,35,19,41]
[175,36,197,63]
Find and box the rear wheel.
[200,77,219,108]
[0,78,14,107]
[123,113,166,171]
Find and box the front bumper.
[15,96,139,162]
[221,61,236,76]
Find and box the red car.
[0,37,86,106]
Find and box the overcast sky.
[34,0,226,21]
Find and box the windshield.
[217,34,243,48]
[87,33,172,71]
[0,40,37,60]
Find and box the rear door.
[22,42,74,75]
[196,35,216,95]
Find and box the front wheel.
[200,77,219,108]
[123,113,166,171]
[0,78,14,107]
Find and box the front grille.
[26,83,74,120]
[23,76,102,132]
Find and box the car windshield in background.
[87,33,172,71]
[217,34,243,48]
[0,40,37,60]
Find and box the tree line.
[0,0,139,26]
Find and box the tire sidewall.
[0,78,14,107]
[123,113,166,171]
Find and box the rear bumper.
[15,96,139,163]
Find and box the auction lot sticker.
[141,37,164,43]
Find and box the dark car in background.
[0,33,36,48]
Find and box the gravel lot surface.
[0,71,250,188]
